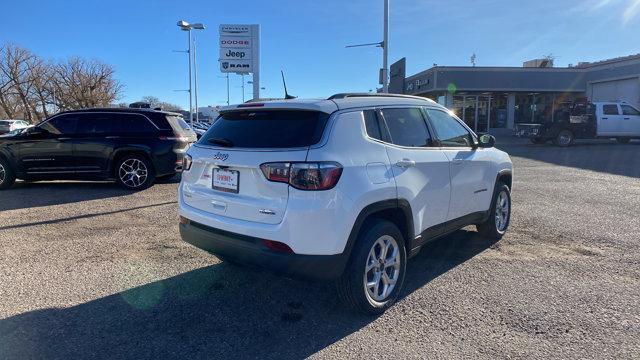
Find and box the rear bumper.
[179,220,347,281]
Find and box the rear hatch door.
[182,109,330,225]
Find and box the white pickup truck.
[531,101,640,146]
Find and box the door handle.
[395,159,416,168]
[602,117,608,120]
[452,158,465,165]
[624,117,631,120]
[105,136,121,139]
[58,137,71,140]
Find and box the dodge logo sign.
[222,62,229,69]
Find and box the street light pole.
[187,28,193,125]
[382,0,389,93]
[193,36,199,123]
[241,74,245,103]
[177,20,205,125]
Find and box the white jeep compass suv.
[178,93,513,314]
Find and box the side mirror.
[478,134,496,148]
[28,127,50,137]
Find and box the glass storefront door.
[452,95,491,133]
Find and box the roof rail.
[327,93,435,102]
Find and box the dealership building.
[389,54,640,133]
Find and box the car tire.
[337,219,407,315]
[477,182,511,240]
[115,154,155,190]
[616,137,631,144]
[554,130,574,147]
[0,157,16,190]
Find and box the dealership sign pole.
[219,24,260,101]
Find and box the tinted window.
[425,109,474,147]
[114,114,157,133]
[76,114,113,134]
[603,105,619,115]
[621,105,640,116]
[363,110,382,140]
[380,108,431,147]
[200,110,329,148]
[41,115,78,135]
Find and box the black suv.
[0,108,196,190]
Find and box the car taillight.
[260,162,343,190]
[182,154,192,171]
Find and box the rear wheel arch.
[343,199,414,262]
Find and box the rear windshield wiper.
[207,137,234,147]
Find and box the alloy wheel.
[364,235,400,303]
[495,190,510,233]
[118,159,148,188]
[558,132,572,146]
[0,163,5,184]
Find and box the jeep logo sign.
[219,48,252,61]
[219,24,258,75]
[226,50,245,58]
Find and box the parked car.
[178,93,513,314]
[531,101,640,146]
[0,119,30,134]
[0,108,197,190]
[191,121,211,140]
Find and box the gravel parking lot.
[1,140,639,359]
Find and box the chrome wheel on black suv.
[115,155,155,190]
[0,158,16,190]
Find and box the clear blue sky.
[2,0,639,108]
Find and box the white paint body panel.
[179,97,513,256]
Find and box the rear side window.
[113,114,157,133]
[164,115,192,133]
[621,105,640,116]
[200,110,329,148]
[363,110,382,140]
[603,105,619,115]
[380,108,431,147]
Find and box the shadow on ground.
[0,181,132,211]
[499,140,640,178]
[0,230,493,360]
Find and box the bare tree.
[0,42,123,122]
[52,57,122,111]
[140,96,183,112]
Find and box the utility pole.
[346,0,390,93]
[382,0,389,93]
[226,73,230,105]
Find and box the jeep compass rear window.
[200,110,329,148]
